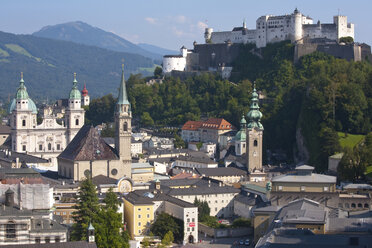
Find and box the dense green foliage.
[193,198,210,222]
[0,31,154,101]
[338,133,372,181]
[71,181,128,248]
[150,212,183,242]
[232,217,251,227]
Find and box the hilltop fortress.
[205,8,354,48]
[162,9,371,78]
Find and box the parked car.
[239,239,244,245]
[245,239,250,246]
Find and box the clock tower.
[115,65,132,178]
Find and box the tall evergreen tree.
[71,178,100,241]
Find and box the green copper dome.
[8,73,37,114]
[69,73,81,100]
[247,85,263,130]
[235,114,247,141]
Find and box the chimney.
[219,182,222,187]
[15,157,19,168]
[208,180,211,187]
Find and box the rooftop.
[196,167,247,177]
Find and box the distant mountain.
[137,43,178,56]
[0,31,155,101]
[33,21,162,60]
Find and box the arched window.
[358,203,363,208]
[39,144,43,151]
[364,203,369,208]
[351,203,356,208]
[253,140,258,147]
[48,143,52,151]
[6,221,16,239]
[345,203,349,208]
[123,122,128,132]
[75,119,79,126]
[22,120,26,127]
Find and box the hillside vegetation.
[112,41,372,171]
[0,31,154,100]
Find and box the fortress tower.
[81,83,90,106]
[235,115,247,156]
[246,85,263,172]
[115,65,132,178]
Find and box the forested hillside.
[0,31,154,100]
[99,41,371,172]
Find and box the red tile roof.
[182,121,203,131]
[182,118,234,131]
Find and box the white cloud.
[197,21,208,31]
[145,17,157,25]
[175,15,186,24]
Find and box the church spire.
[117,64,130,106]
[247,83,263,130]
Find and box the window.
[300,186,306,191]
[187,218,190,222]
[138,215,141,218]
[147,214,150,218]
[138,208,141,211]
[45,237,50,243]
[278,186,283,191]
[22,119,26,127]
[192,218,195,222]
[123,122,128,131]
[192,227,195,231]
[323,186,329,192]
[48,143,52,150]
[75,119,79,126]
[84,170,90,178]
[57,144,61,150]
[39,144,43,151]
[35,237,41,243]
[55,236,60,243]
[111,169,118,176]
[22,145,26,151]
[187,227,190,231]
[253,140,258,146]
[6,221,16,239]
[215,207,217,211]
[138,222,141,226]
[147,208,150,211]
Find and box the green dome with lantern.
[246,84,263,130]
[69,73,81,100]
[235,114,247,141]
[8,73,37,114]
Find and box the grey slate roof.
[58,125,119,161]
[196,167,247,177]
[91,175,117,185]
[343,183,372,190]
[271,172,336,183]
[176,155,217,164]
[0,151,49,164]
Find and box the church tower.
[115,65,132,178]
[246,85,263,172]
[9,73,38,152]
[81,83,90,106]
[235,115,247,156]
[65,73,85,143]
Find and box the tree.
[339,36,354,44]
[154,66,163,79]
[95,188,128,248]
[174,134,185,149]
[193,198,210,222]
[338,147,366,182]
[141,112,154,127]
[161,231,174,245]
[85,94,116,126]
[71,178,100,241]
[150,212,183,242]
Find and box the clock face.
[119,179,132,193]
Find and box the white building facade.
[8,73,85,166]
[206,9,354,48]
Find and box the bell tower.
[246,84,264,172]
[65,73,85,142]
[115,65,132,178]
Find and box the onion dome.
[81,83,88,97]
[247,85,263,130]
[235,114,247,141]
[8,73,37,114]
[69,73,81,100]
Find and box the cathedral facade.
[8,73,85,166]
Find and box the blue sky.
[1,0,370,50]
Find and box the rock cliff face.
[294,126,309,164]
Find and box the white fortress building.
[205,8,354,48]
[8,72,85,167]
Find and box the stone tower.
[246,85,263,172]
[115,65,132,178]
[235,115,247,156]
[65,73,85,143]
[9,73,38,152]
